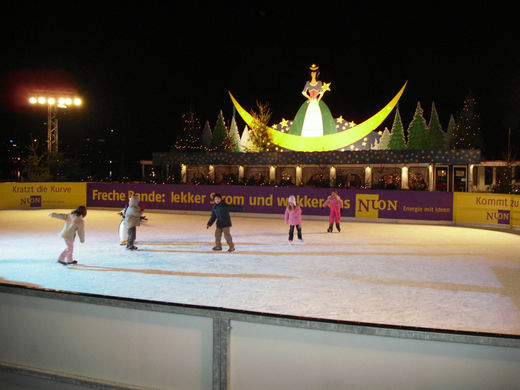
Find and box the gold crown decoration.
[309,64,319,71]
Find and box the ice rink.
[1,208,519,335]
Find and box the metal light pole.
[29,95,82,153]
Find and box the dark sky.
[2,2,519,161]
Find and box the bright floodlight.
[47,97,56,105]
[38,97,46,104]
[73,98,82,106]
[29,97,37,104]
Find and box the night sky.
[2,2,519,163]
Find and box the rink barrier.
[1,182,519,229]
[1,284,520,390]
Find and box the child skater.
[118,203,128,245]
[206,193,243,252]
[323,189,343,232]
[125,195,143,250]
[284,195,303,244]
[49,205,87,265]
[119,202,147,245]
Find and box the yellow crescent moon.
[229,81,407,152]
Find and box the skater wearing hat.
[125,195,143,250]
[284,195,303,244]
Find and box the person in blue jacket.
[206,193,243,252]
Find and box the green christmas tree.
[247,101,273,152]
[388,109,407,150]
[428,102,446,149]
[407,101,429,150]
[228,115,241,153]
[450,91,483,149]
[201,120,213,150]
[211,110,231,151]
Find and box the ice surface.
[1,208,519,335]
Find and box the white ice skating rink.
[1,208,519,335]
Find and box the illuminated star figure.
[288,64,337,137]
[322,82,331,93]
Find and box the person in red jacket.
[323,190,343,232]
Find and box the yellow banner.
[512,195,520,228]
[453,193,516,226]
[0,182,87,209]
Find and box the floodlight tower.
[29,94,82,153]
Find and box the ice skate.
[212,246,222,251]
[126,245,138,251]
[336,223,341,232]
[227,247,235,252]
[288,240,293,245]
[327,224,333,233]
[299,239,304,244]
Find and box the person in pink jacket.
[49,205,87,265]
[284,195,303,244]
[323,190,343,232]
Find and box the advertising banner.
[0,182,87,209]
[453,193,516,226]
[512,195,520,228]
[87,183,453,221]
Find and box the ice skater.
[323,189,343,232]
[49,205,87,265]
[206,193,242,252]
[119,202,147,245]
[285,195,303,244]
[118,203,128,245]
[125,195,143,250]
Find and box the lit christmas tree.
[239,125,250,152]
[201,120,213,150]
[428,102,446,149]
[228,115,241,153]
[211,110,233,151]
[450,91,483,149]
[407,102,429,150]
[172,111,204,152]
[247,101,273,152]
[374,127,391,150]
[388,108,407,150]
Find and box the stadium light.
[28,93,83,153]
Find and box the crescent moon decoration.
[229,81,407,152]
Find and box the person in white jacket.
[49,205,87,265]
